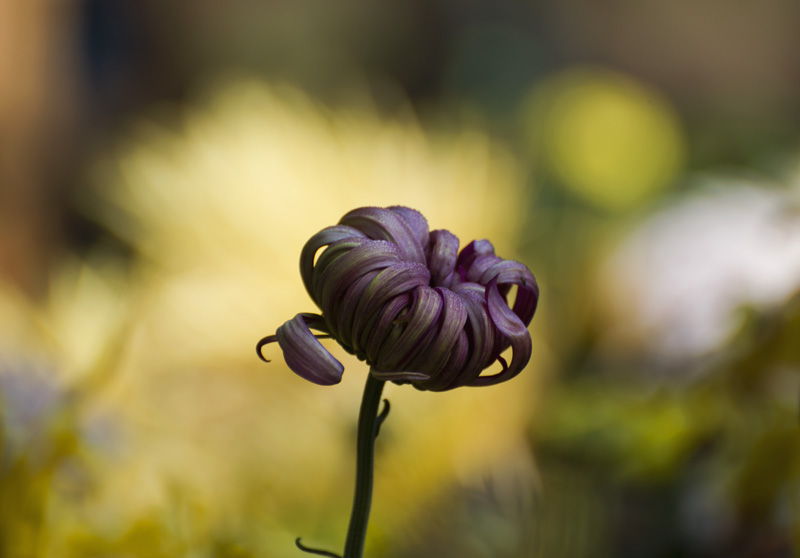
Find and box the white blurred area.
[599,174,800,365]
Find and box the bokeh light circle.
[524,67,685,211]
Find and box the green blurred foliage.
[522,192,800,557]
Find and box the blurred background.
[1,1,800,557]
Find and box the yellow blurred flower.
[72,80,542,553]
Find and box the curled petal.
[340,207,427,265]
[388,206,430,257]
[301,225,367,303]
[422,330,469,392]
[511,284,539,329]
[350,262,430,354]
[466,255,503,284]
[471,278,532,387]
[256,334,278,362]
[382,285,444,371]
[428,229,460,288]
[275,313,344,386]
[451,280,485,297]
[333,270,381,349]
[480,259,539,325]
[354,262,430,321]
[480,259,533,285]
[364,293,413,364]
[450,285,496,388]
[315,240,402,313]
[311,238,370,296]
[456,239,496,275]
[410,288,468,389]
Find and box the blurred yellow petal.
[77,80,540,546]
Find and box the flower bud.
[258,206,539,391]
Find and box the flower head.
[258,207,538,391]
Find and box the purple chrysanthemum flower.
[258,206,539,391]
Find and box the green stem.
[343,374,386,558]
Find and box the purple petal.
[471,278,532,387]
[428,229,460,288]
[422,329,469,391]
[407,287,468,388]
[450,285,496,388]
[465,254,503,283]
[315,240,402,313]
[388,206,430,257]
[312,238,378,286]
[451,281,485,297]
[511,284,539,328]
[369,368,430,382]
[456,239,496,274]
[301,225,367,303]
[332,270,380,348]
[256,334,278,362]
[276,313,344,386]
[350,262,430,353]
[340,207,427,265]
[378,285,444,371]
[364,293,413,364]
[482,260,540,326]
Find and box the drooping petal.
[511,283,539,328]
[471,278,532,387]
[480,259,539,325]
[275,313,344,386]
[300,313,332,333]
[450,284,496,388]
[256,334,278,362]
